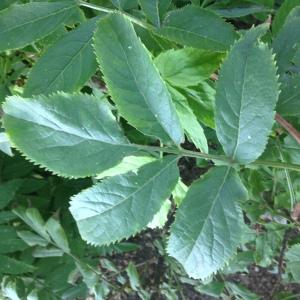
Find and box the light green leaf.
[96,155,156,179]
[24,17,98,97]
[196,281,225,297]
[0,179,23,209]
[0,255,35,274]
[226,282,259,300]
[172,179,188,206]
[70,156,179,246]
[75,260,98,289]
[0,226,27,254]
[17,231,48,247]
[1,277,21,300]
[286,244,300,282]
[13,207,50,241]
[283,135,300,164]
[155,48,223,87]
[157,5,238,51]
[0,133,13,156]
[215,25,279,164]
[32,247,64,258]
[3,93,135,178]
[45,218,70,253]
[126,262,141,291]
[169,87,208,153]
[272,0,300,35]
[111,0,138,10]
[273,7,300,74]
[94,14,183,145]
[148,199,171,229]
[0,1,77,51]
[168,167,247,280]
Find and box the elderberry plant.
[0,0,300,299]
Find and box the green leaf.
[32,247,64,258]
[0,226,27,254]
[126,262,141,291]
[24,17,98,97]
[75,260,98,289]
[17,231,49,247]
[172,180,188,206]
[168,167,247,280]
[45,218,70,253]
[0,255,35,274]
[3,93,135,178]
[0,179,23,209]
[157,5,238,51]
[154,48,223,87]
[138,0,171,27]
[273,7,300,74]
[272,0,300,35]
[0,133,13,156]
[147,199,171,229]
[70,156,179,246]
[96,155,156,179]
[0,211,17,224]
[94,14,183,145]
[215,25,279,164]
[283,135,300,164]
[196,281,225,297]
[169,87,208,153]
[286,244,300,282]
[13,207,50,241]
[0,1,77,51]
[226,282,259,300]
[277,74,300,117]
[111,0,138,10]
[0,0,17,10]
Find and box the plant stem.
[79,1,151,29]
[134,144,300,172]
[275,113,300,145]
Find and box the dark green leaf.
[0,255,35,274]
[0,179,22,209]
[0,226,27,254]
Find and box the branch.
[275,113,300,145]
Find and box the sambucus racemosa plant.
[1,0,300,298]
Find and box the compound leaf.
[94,14,183,145]
[157,5,238,51]
[24,17,98,96]
[168,166,248,280]
[70,156,179,246]
[215,25,279,164]
[0,255,35,274]
[0,1,77,51]
[3,93,136,178]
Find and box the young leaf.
[0,255,35,274]
[94,14,183,145]
[0,1,77,51]
[17,231,49,247]
[272,0,300,35]
[215,25,279,164]
[168,167,248,280]
[24,17,98,97]
[157,5,238,51]
[154,48,223,87]
[169,87,208,153]
[3,93,136,178]
[45,218,70,253]
[70,156,179,246]
[13,207,50,242]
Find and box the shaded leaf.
[0,179,23,209]
[0,255,35,274]
[0,226,27,254]
[286,244,300,282]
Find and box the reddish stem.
[275,113,300,145]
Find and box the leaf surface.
[24,18,98,96]
[70,156,179,245]
[0,255,35,274]
[168,167,247,279]
[155,48,223,87]
[215,25,279,164]
[3,93,135,178]
[94,14,183,145]
[0,1,77,51]
[157,5,238,51]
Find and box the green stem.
[79,1,151,29]
[134,144,300,172]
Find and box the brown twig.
[275,113,300,145]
